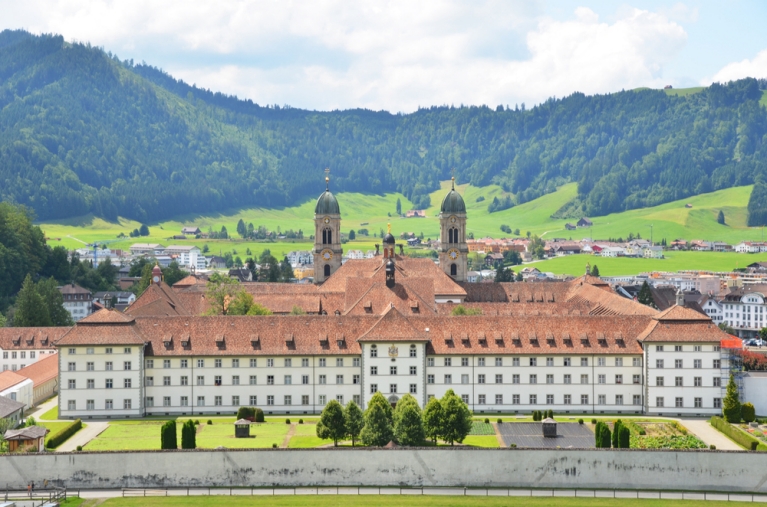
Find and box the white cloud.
[708,48,767,84]
[1,1,688,111]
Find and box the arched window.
[450,263,457,276]
[448,227,458,244]
[322,228,332,245]
[324,264,331,277]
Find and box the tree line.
[1,31,767,224]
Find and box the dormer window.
[250,335,260,349]
[163,335,173,348]
[181,336,190,348]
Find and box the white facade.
[287,251,313,266]
[644,342,723,415]
[0,377,33,409]
[164,245,202,270]
[1,349,56,372]
[720,292,767,335]
[601,247,625,257]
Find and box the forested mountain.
[1,29,767,223]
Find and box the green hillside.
[38,181,767,263]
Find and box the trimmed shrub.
[612,420,623,448]
[46,419,82,449]
[484,418,490,424]
[510,443,517,448]
[619,426,630,449]
[76,445,82,452]
[272,443,278,448]
[497,418,503,424]
[206,420,212,425]
[194,420,200,425]
[236,407,256,421]
[578,419,584,425]
[299,419,304,424]
[742,402,756,423]
[751,441,759,450]
[710,445,716,450]
[254,408,265,423]
[591,419,597,424]
[181,419,196,449]
[710,416,767,451]
[547,409,554,419]
[286,419,291,424]
[160,420,177,449]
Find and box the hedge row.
[46,419,82,449]
[710,416,767,451]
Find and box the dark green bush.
[76,445,82,451]
[299,419,304,424]
[160,420,177,449]
[236,407,256,420]
[591,418,597,424]
[484,418,490,424]
[510,443,517,448]
[206,420,212,425]
[46,419,82,449]
[578,419,584,424]
[497,418,503,424]
[254,408,265,423]
[181,419,196,449]
[272,443,278,448]
[194,420,200,425]
[742,402,756,423]
[285,419,291,424]
[710,445,716,450]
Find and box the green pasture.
[88,495,761,507]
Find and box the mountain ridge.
[1,29,767,223]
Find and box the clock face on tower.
[450,216,456,224]
[152,275,160,283]
[323,217,330,224]
[321,249,333,261]
[447,248,459,260]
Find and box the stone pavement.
[682,419,742,450]
[56,421,109,452]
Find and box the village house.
[58,283,93,322]
[577,217,593,227]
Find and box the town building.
[164,245,205,270]
[129,243,166,256]
[1,328,63,372]
[59,283,93,322]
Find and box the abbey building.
[45,178,731,420]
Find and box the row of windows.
[656,397,721,409]
[69,379,132,389]
[1,351,45,359]
[68,361,131,372]
[654,359,719,369]
[656,376,721,387]
[424,373,642,385]
[425,357,643,367]
[654,345,719,352]
[145,394,364,408]
[69,347,130,355]
[145,358,361,369]
[370,344,417,358]
[145,374,361,386]
[67,399,130,411]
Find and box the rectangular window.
[461,394,469,404]
[410,347,417,358]
[180,376,188,386]
[410,383,417,394]
[336,358,343,367]
[371,384,378,393]
[195,396,205,407]
[105,348,112,354]
[529,394,537,405]
[124,348,131,354]
[284,358,292,367]
[267,375,275,385]
[675,359,683,369]
[512,374,520,384]
[124,378,131,388]
[615,358,623,367]
[616,395,623,405]
[124,361,132,371]
[318,395,326,405]
[68,379,76,389]
[546,374,553,384]
[445,374,452,384]
[581,357,588,367]
[513,394,520,405]
[267,395,274,406]
[581,374,589,384]
[694,377,702,387]
[427,375,434,384]
[656,359,664,369]
[656,345,664,352]
[633,395,641,405]
[164,359,171,369]
[68,362,76,371]
[598,357,606,367]
[675,397,683,408]
[124,399,132,410]
[564,395,571,405]
[214,396,223,406]
[352,358,360,367]
[196,376,205,386]
[302,375,309,385]
[529,358,537,367]
[163,396,171,407]
[694,397,702,408]
[214,359,222,368]
[232,375,240,386]
[86,361,94,371]
[461,357,469,367]
[410,366,417,375]
[564,374,571,384]
[529,374,537,384]
[284,395,292,406]
[250,359,257,368]
[267,358,275,367]
[67,400,76,410]
[675,377,683,387]
[633,374,641,384]
[180,397,188,407]
[713,377,721,387]
[495,357,502,367]
[390,384,397,393]
[336,375,344,385]
[353,374,360,385]
[303,358,310,367]
[598,394,606,405]
[477,357,485,367]
[675,345,683,352]
[656,376,664,386]
[319,358,326,367]
[390,366,397,375]
[428,358,435,367]
[371,366,378,376]
[197,359,205,368]
[714,398,721,409]
[87,379,94,389]
[461,374,469,384]
[694,345,702,352]
[319,375,326,385]
[285,375,292,385]
[68,348,76,355]
[495,374,503,384]
[615,375,623,384]
[478,394,486,404]
[546,394,554,404]
[478,374,486,384]
[163,376,171,386]
[105,379,113,389]
[694,359,702,369]
[249,375,257,385]
[713,359,721,368]
[581,395,589,405]
[232,395,240,406]
[633,358,642,367]
[512,358,520,367]
[249,395,257,405]
[547,357,555,367]
[146,359,154,369]
[371,347,378,358]
[302,395,310,405]
[232,359,240,368]
[180,359,188,368]
[444,358,452,367]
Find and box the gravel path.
[681,419,742,450]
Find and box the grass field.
[40,405,58,421]
[86,496,760,507]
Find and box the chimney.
[676,288,685,307]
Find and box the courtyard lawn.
[196,421,288,449]
[287,436,335,448]
[462,436,500,448]
[92,495,759,507]
[40,405,58,421]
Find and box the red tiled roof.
[0,371,28,391]
[126,282,191,317]
[653,305,712,322]
[357,306,429,342]
[16,353,58,386]
[0,328,68,350]
[79,309,135,324]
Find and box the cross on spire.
[324,168,330,189]
[450,168,456,189]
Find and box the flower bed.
[629,434,706,449]
[469,422,495,435]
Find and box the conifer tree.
[160,421,177,449]
[717,210,725,225]
[590,265,600,277]
[637,281,654,306]
[13,274,51,327]
[723,373,742,423]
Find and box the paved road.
[682,419,742,450]
[56,422,109,452]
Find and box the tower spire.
[324,168,330,190]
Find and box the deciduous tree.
[422,397,444,444]
[317,399,346,446]
[344,400,364,447]
[440,389,472,445]
[393,394,424,446]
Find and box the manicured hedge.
[46,419,82,449]
[710,416,767,451]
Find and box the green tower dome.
[440,177,466,214]
[315,177,340,215]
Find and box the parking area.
[497,423,594,448]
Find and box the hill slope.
[2,30,767,223]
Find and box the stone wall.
[2,448,766,493]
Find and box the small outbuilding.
[3,425,49,452]
[542,418,557,438]
[234,419,251,438]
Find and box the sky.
[2,0,767,112]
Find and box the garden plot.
[497,423,594,448]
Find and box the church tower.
[439,177,468,281]
[313,175,343,283]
